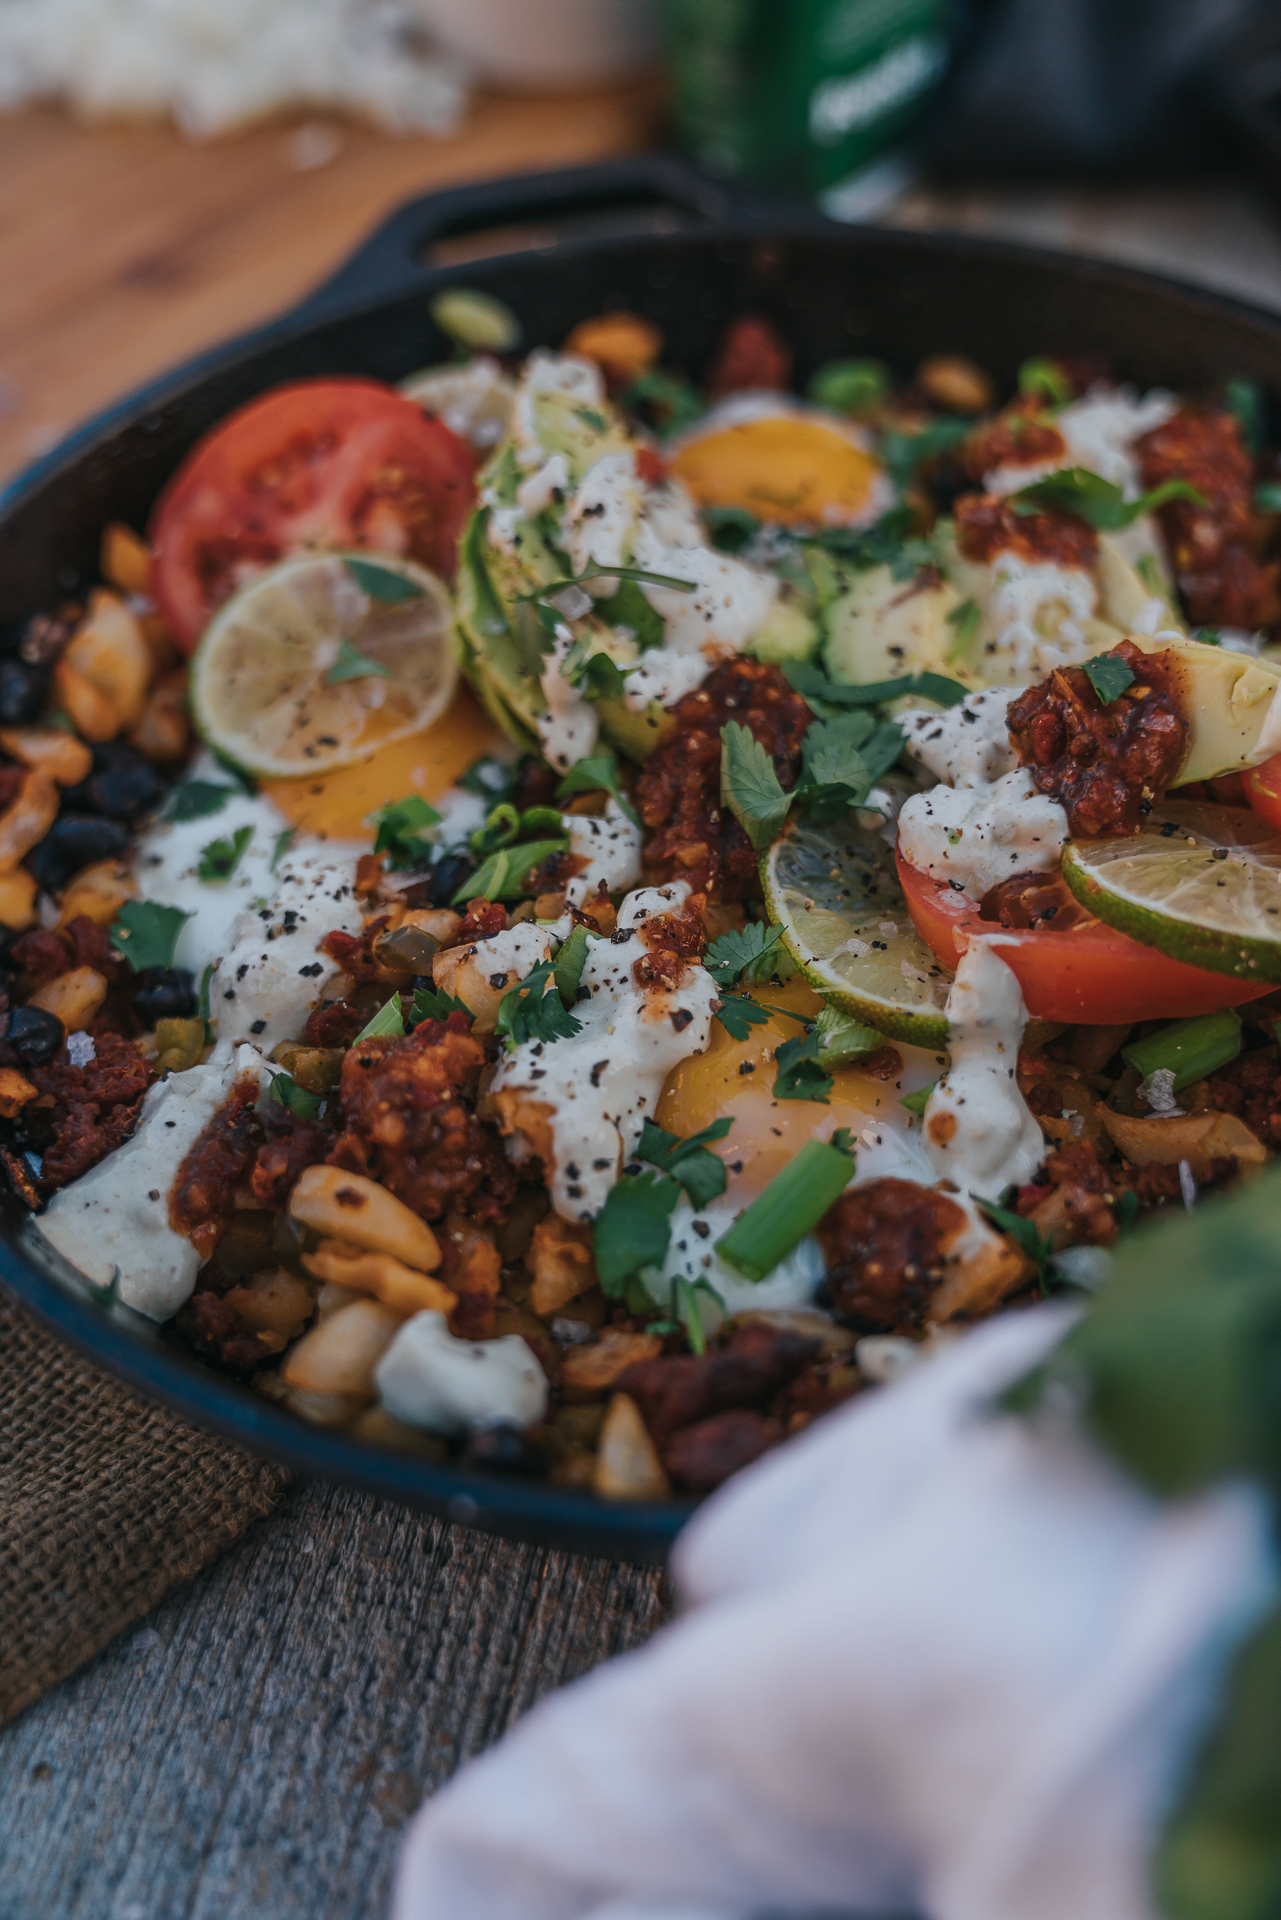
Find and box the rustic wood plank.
[0,1478,668,1920]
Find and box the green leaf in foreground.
[1256,481,1281,515]
[1017,356,1073,409]
[557,747,639,827]
[773,1031,832,1104]
[1010,465,1205,532]
[795,713,871,821]
[267,1071,325,1121]
[899,1080,937,1117]
[618,370,704,438]
[197,824,253,882]
[807,356,890,416]
[592,1170,681,1293]
[714,995,774,1042]
[354,996,406,1044]
[813,1004,886,1068]
[109,899,192,973]
[802,504,936,581]
[370,794,442,869]
[704,920,788,988]
[974,1196,1054,1278]
[552,923,592,1007]
[461,837,568,905]
[344,556,426,603]
[270,827,296,873]
[715,1133,855,1281]
[409,983,472,1025]
[166,778,234,823]
[783,658,967,712]
[495,960,582,1049]
[1083,654,1137,705]
[593,575,666,651]
[720,722,790,851]
[635,1116,733,1211]
[327,637,393,684]
[880,417,972,490]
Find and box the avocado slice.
[1129,635,1281,783]
[742,589,820,665]
[822,561,972,689]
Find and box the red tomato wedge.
[1245,754,1281,833]
[895,843,1275,1023]
[149,379,476,652]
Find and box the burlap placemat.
[0,1287,293,1726]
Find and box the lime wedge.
[190,552,456,780]
[762,814,953,1047]
[1062,798,1281,982]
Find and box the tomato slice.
[149,379,477,652]
[896,843,1274,1023]
[1245,754,1281,833]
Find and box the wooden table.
[1,87,1280,1920]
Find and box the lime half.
[763,814,953,1047]
[191,551,456,780]
[1062,798,1281,982]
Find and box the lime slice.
[1062,798,1281,982]
[190,552,456,779]
[762,814,953,1047]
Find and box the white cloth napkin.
[394,1307,1278,1920]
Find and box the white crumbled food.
[510,352,605,470]
[537,625,600,774]
[983,385,1177,497]
[564,452,643,591]
[493,884,719,1221]
[516,452,571,519]
[638,1194,827,1321]
[562,796,642,906]
[460,922,555,995]
[33,1044,269,1321]
[987,553,1099,676]
[211,840,365,1051]
[922,941,1043,1198]
[897,768,1068,900]
[899,687,1023,789]
[400,357,516,453]
[375,1311,549,1435]
[0,0,467,139]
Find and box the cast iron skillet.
[2,155,1280,1563]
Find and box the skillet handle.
[294,153,830,320]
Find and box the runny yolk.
[655,978,902,1204]
[261,684,501,842]
[669,417,882,527]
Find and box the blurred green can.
[663,0,950,215]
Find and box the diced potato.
[431,944,509,1031]
[0,868,38,931]
[0,727,92,787]
[303,1239,457,1317]
[916,354,994,415]
[283,1386,366,1428]
[1101,1107,1266,1177]
[592,1393,670,1501]
[930,1230,1031,1324]
[564,311,662,386]
[0,1068,37,1119]
[529,1214,597,1316]
[101,522,153,596]
[54,661,120,744]
[58,859,135,930]
[129,669,190,764]
[289,1164,441,1272]
[281,1298,403,1397]
[560,1327,663,1403]
[60,589,151,734]
[729,1308,855,1359]
[316,1280,360,1322]
[0,770,59,872]
[350,1405,448,1458]
[30,965,108,1033]
[221,1268,315,1339]
[269,1043,344,1092]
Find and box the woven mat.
[0,1287,293,1726]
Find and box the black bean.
[131,966,197,1025]
[29,814,130,891]
[424,852,475,907]
[62,742,164,822]
[460,1422,544,1477]
[5,1005,65,1066]
[0,658,49,727]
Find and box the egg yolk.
[262,684,500,841]
[670,417,882,527]
[655,979,903,1204]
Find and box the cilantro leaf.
[1256,481,1281,515]
[773,1031,832,1104]
[617,370,704,438]
[459,753,523,805]
[794,713,871,822]
[553,923,592,1006]
[327,638,392,685]
[704,921,788,987]
[267,1071,324,1121]
[879,419,972,490]
[714,995,774,1041]
[370,794,442,870]
[196,825,253,882]
[557,747,639,826]
[813,1005,886,1068]
[516,564,697,606]
[344,556,425,603]
[807,357,890,416]
[409,984,472,1025]
[975,1196,1055,1286]
[1017,357,1073,409]
[270,827,296,873]
[462,838,569,905]
[593,576,666,651]
[166,778,234,823]
[900,1080,937,1117]
[592,1169,681,1293]
[801,504,936,580]
[354,996,405,1043]
[1010,466,1206,531]
[495,960,583,1049]
[702,506,759,554]
[635,1115,733,1210]
[945,596,981,664]
[1083,654,1136,705]
[109,899,192,972]
[783,658,967,713]
[720,722,790,851]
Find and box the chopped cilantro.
[719,722,790,851]
[370,794,443,870]
[495,960,583,1049]
[1083,654,1137,705]
[270,827,296,873]
[807,357,890,416]
[592,575,666,650]
[793,713,872,823]
[714,995,774,1042]
[900,1080,937,1117]
[802,504,936,580]
[617,370,704,438]
[197,824,253,882]
[975,1196,1055,1291]
[354,996,405,1043]
[879,419,971,491]
[704,920,788,988]
[267,1071,324,1121]
[327,637,393,684]
[773,1030,832,1104]
[109,899,192,972]
[552,923,592,1006]
[635,1115,733,1211]
[166,778,234,823]
[1010,466,1205,531]
[702,506,759,555]
[409,983,472,1025]
[592,1169,681,1294]
[1017,357,1073,409]
[783,658,967,713]
[344,556,425,603]
[575,406,609,433]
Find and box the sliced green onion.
[354,995,405,1044]
[1121,1010,1242,1093]
[813,1005,885,1069]
[715,1136,854,1282]
[900,1080,938,1117]
[460,837,568,904]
